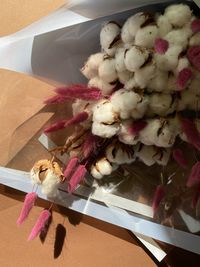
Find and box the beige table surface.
[0,1,156,266]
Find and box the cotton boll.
[92,121,119,138]
[188,78,200,94]
[81,64,97,79]
[99,58,118,83]
[90,165,103,179]
[121,12,148,44]
[148,93,176,116]
[118,120,139,145]
[95,157,113,176]
[124,77,138,90]
[165,29,189,50]
[154,148,171,166]
[106,143,136,164]
[136,144,156,166]
[177,90,198,111]
[111,89,141,119]
[155,45,182,71]
[157,15,172,37]
[100,22,121,53]
[189,32,200,46]
[164,4,192,27]
[81,53,104,79]
[131,95,149,119]
[92,100,118,124]
[134,61,156,88]
[118,70,133,84]
[148,70,168,92]
[104,42,123,57]
[88,76,115,95]
[124,46,149,72]
[135,25,158,48]
[41,170,61,197]
[165,75,177,93]
[72,99,93,118]
[115,47,126,72]
[139,119,161,146]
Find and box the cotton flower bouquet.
[17,2,200,243]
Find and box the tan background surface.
[0,1,155,267]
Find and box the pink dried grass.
[187,45,200,71]
[172,148,188,169]
[17,192,37,225]
[28,209,51,241]
[67,165,87,193]
[82,133,99,159]
[191,185,200,208]
[152,185,165,215]
[187,161,200,188]
[154,38,169,54]
[63,157,79,180]
[176,68,193,90]
[128,120,147,135]
[191,19,200,33]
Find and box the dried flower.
[187,161,200,187]
[191,19,200,33]
[17,192,37,225]
[55,84,102,100]
[82,132,99,159]
[187,45,200,71]
[64,112,88,127]
[172,148,188,169]
[67,165,87,193]
[180,118,200,150]
[152,185,165,215]
[63,157,79,180]
[154,38,169,54]
[128,120,147,135]
[44,120,67,133]
[176,68,193,90]
[28,209,52,241]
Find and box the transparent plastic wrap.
[0,0,200,256]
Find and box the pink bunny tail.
[180,118,200,150]
[82,133,99,159]
[55,84,102,100]
[152,185,165,216]
[17,192,37,225]
[64,112,89,127]
[191,19,200,33]
[67,165,87,193]
[28,209,51,241]
[187,161,200,188]
[172,148,188,169]
[128,120,147,135]
[187,45,200,71]
[63,157,79,180]
[154,38,169,54]
[176,68,193,90]
[44,120,67,133]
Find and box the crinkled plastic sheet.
[0,0,200,256]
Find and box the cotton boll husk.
[121,12,147,44]
[92,100,118,124]
[118,120,139,145]
[118,70,133,84]
[111,89,141,119]
[148,70,168,92]
[131,95,149,119]
[98,58,118,83]
[41,170,61,197]
[165,29,190,50]
[136,144,156,166]
[100,22,121,51]
[95,158,113,176]
[124,77,138,90]
[174,57,190,76]
[189,32,200,46]
[164,4,192,27]
[134,61,156,88]
[155,45,182,71]
[106,144,136,164]
[148,93,176,116]
[154,148,171,166]
[124,46,149,72]
[91,165,103,179]
[92,121,120,138]
[88,76,115,95]
[115,47,126,72]
[135,25,158,48]
[157,15,172,37]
